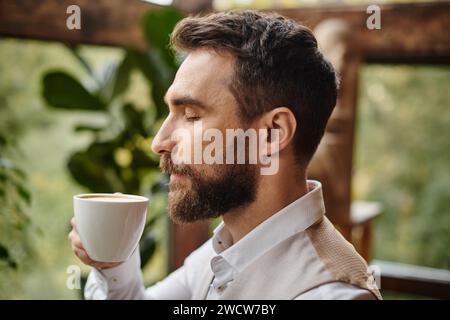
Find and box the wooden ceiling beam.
[0,0,160,48]
[1,1,450,58]
[278,2,450,61]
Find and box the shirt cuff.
[93,247,142,291]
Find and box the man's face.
[152,49,259,223]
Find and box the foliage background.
[355,64,450,270]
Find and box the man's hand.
[68,217,121,269]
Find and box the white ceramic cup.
[73,193,149,263]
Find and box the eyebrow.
[164,94,209,110]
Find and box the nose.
[151,116,176,155]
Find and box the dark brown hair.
[170,10,338,166]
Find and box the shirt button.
[211,256,223,270]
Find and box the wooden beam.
[2,1,450,58]
[277,2,450,61]
[0,0,160,48]
[173,0,213,14]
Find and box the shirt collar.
[211,180,326,279]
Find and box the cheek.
[170,125,198,164]
[171,114,245,165]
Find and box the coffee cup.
[73,193,149,263]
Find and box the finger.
[73,246,94,266]
[70,237,119,269]
[68,229,84,250]
[73,248,120,269]
[71,232,84,250]
[70,217,77,230]
[91,261,108,269]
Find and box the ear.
[259,107,297,155]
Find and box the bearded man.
[68,10,381,300]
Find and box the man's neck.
[222,164,308,244]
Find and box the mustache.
[160,154,195,177]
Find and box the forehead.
[166,49,235,105]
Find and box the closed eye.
[184,115,201,122]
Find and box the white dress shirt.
[85,180,375,300]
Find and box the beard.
[160,153,258,224]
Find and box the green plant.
[41,7,183,286]
[0,102,32,272]
[0,144,31,271]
